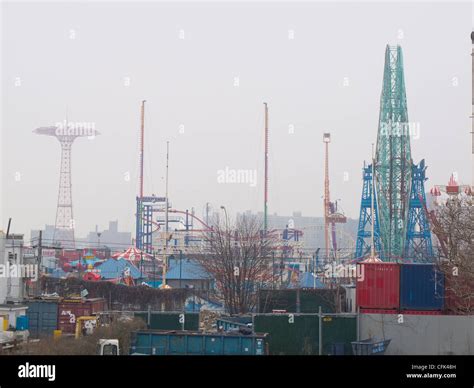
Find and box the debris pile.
[199,310,221,332]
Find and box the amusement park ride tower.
[355,45,433,262]
[34,122,99,248]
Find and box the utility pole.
[323,133,331,260]
[272,251,275,290]
[38,230,43,270]
[162,141,170,289]
[6,218,11,239]
[36,231,43,296]
[471,32,474,191]
[179,250,183,289]
[205,202,210,226]
[263,102,269,235]
[139,100,146,199]
[165,141,170,248]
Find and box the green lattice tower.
[375,45,412,260]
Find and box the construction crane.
[263,102,269,235]
[323,133,346,260]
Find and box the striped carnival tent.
[112,246,156,262]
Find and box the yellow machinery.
[74,316,97,339]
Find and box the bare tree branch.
[197,214,276,314]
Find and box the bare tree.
[435,197,474,313]
[198,214,275,314]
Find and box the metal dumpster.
[130,330,268,355]
[351,338,391,355]
[216,316,253,332]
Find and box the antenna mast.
[139,100,146,198]
[264,102,269,234]
[323,133,331,259]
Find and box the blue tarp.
[96,258,142,280]
[143,280,162,288]
[50,268,68,278]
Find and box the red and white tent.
[112,247,155,262]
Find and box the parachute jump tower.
[34,123,99,249]
[355,45,433,262]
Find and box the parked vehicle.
[97,339,120,355]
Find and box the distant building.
[0,231,30,304]
[84,221,131,250]
[237,210,358,251]
[31,221,131,251]
[30,225,57,247]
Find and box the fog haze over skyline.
[1,1,472,241]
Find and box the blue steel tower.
[404,160,434,262]
[355,163,382,258]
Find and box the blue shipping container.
[400,264,444,310]
[130,330,268,355]
[25,300,59,337]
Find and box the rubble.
[199,310,221,332]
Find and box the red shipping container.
[360,309,399,314]
[356,263,400,310]
[58,298,106,334]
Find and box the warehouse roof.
[166,258,210,280]
[97,258,142,280]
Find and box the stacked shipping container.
[356,263,400,310]
[25,300,59,338]
[400,264,444,310]
[356,263,445,314]
[58,298,107,334]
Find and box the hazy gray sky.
[1,1,472,240]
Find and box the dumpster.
[216,316,253,332]
[351,338,391,355]
[130,330,268,355]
